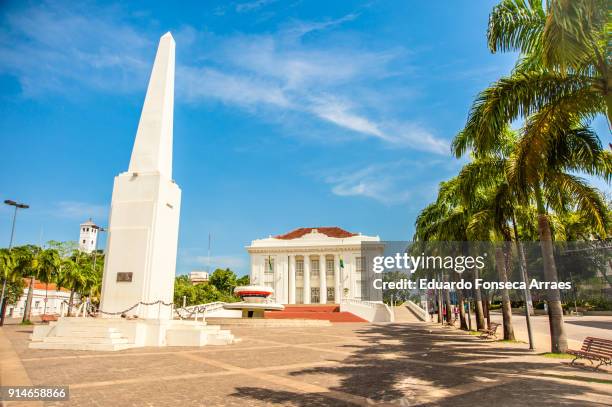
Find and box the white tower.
[79,219,98,253]
[100,33,181,319]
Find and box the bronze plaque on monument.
[116,272,133,282]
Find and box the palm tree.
[12,246,61,322]
[455,124,609,352]
[454,0,609,160]
[0,248,16,324]
[55,257,82,316]
[509,127,608,352]
[35,249,60,316]
[415,178,486,331]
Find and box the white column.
[304,255,311,304]
[288,254,296,304]
[319,254,327,304]
[274,255,282,302]
[334,254,341,303]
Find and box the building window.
[311,287,320,303]
[327,287,335,302]
[326,259,334,276]
[355,280,363,299]
[311,259,319,274]
[82,239,86,244]
[296,289,304,304]
[264,257,274,274]
[296,259,304,277]
[356,257,365,273]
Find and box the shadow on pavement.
[230,322,610,406]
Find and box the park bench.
[567,337,612,369]
[478,322,499,339]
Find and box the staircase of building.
[265,304,368,322]
[392,304,422,323]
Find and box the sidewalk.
[1,320,611,406]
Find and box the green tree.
[415,178,483,331]
[236,274,250,286]
[5,278,25,307]
[209,268,238,295]
[173,275,197,307]
[450,0,611,354]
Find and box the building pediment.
[247,226,379,250]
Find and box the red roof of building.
[275,227,357,240]
[23,279,70,292]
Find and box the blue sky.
[1,1,609,276]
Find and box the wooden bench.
[567,337,612,369]
[478,322,499,339]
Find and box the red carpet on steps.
[264,304,367,323]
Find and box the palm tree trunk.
[22,276,34,323]
[437,286,443,324]
[482,291,490,329]
[473,269,485,330]
[443,273,453,325]
[67,289,75,316]
[454,274,468,330]
[495,247,515,341]
[535,186,568,353]
[512,213,534,315]
[43,282,48,316]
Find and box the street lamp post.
[92,225,106,271]
[0,199,29,326]
[89,225,106,308]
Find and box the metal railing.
[174,301,227,321]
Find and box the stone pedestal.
[30,317,235,351]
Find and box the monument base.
[29,317,235,351]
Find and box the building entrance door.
[311,288,320,303]
[327,287,335,303]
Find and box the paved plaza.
[1,319,611,406]
[489,313,612,351]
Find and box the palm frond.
[487,0,546,54]
[545,172,609,236]
[455,71,596,157]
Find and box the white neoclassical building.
[246,227,381,304]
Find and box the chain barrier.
[85,300,175,317]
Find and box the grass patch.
[20,320,33,325]
[498,339,527,344]
[540,352,574,359]
[467,331,481,336]
[542,374,612,385]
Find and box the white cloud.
[53,201,107,220]
[235,0,278,13]
[178,248,248,273]
[325,164,413,205]
[193,255,248,270]
[0,3,151,96]
[323,159,459,205]
[309,97,384,138]
[0,4,449,154]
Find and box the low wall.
[405,300,430,321]
[340,301,393,323]
[206,317,331,327]
[204,308,242,318]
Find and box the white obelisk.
[100,32,181,319]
